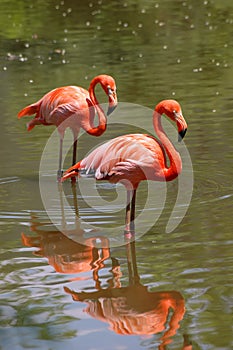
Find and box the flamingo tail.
[18,103,39,119]
[18,102,42,131]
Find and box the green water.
[0,0,232,349]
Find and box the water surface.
[0,0,233,349]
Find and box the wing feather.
[80,134,165,179]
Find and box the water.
[0,0,233,349]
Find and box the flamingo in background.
[18,74,118,178]
[62,99,188,234]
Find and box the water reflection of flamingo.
[18,75,118,178]
[62,100,188,234]
[21,220,110,286]
[21,182,110,286]
[64,240,192,349]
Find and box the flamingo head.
[99,75,118,116]
[155,99,187,141]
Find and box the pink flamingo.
[18,75,118,178]
[62,100,188,234]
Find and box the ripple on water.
[0,177,20,185]
[0,254,71,294]
[192,172,233,204]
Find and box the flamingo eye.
[173,110,179,118]
[107,86,113,95]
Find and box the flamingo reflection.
[21,182,191,349]
[22,223,109,283]
[21,182,110,285]
[64,240,192,349]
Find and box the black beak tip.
[178,128,187,142]
[107,105,117,116]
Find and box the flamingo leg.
[72,139,77,166]
[125,190,131,233]
[57,137,63,180]
[130,189,136,233]
[71,132,78,183]
[124,189,136,236]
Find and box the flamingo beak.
[178,128,187,142]
[107,104,117,116]
[176,112,187,142]
[107,87,117,116]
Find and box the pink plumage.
[18,75,117,178]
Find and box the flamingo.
[18,74,118,178]
[62,99,188,234]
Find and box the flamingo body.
[18,86,91,134]
[62,99,188,233]
[72,133,168,189]
[18,75,118,177]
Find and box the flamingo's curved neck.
[87,76,107,136]
[153,111,182,181]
